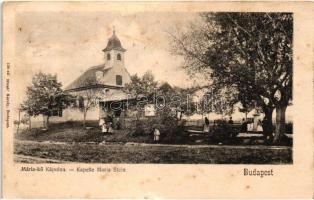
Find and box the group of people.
[98,115,114,133]
[203,116,234,133]
[99,114,161,143]
[203,116,269,134]
[241,118,264,133]
[99,114,270,140]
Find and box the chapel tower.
[102,30,126,69]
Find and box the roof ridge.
[65,64,115,91]
[88,64,105,70]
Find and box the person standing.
[257,119,263,132]
[153,128,161,143]
[106,114,113,134]
[99,117,107,133]
[204,117,210,133]
[247,118,254,132]
[228,117,234,124]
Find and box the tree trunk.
[29,115,32,130]
[259,103,274,145]
[43,115,46,128]
[43,115,49,129]
[83,110,87,128]
[273,105,287,144]
[46,116,50,129]
[263,108,274,139]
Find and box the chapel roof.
[65,64,117,91]
[102,30,126,52]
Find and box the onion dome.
[102,30,126,52]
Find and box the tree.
[237,87,256,120]
[20,97,35,130]
[124,71,158,114]
[205,86,239,118]
[124,71,158,100]
[74,78,107,128]
[21,72,71,129]
[14,107,22,134]
[156,82,200,118]
[175,86,199,117]
[156,83,177,116]
[170,13,292,143]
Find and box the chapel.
[64,30,132,120]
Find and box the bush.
[131,119,154,136]
[129,108,187,144]
[209,120,236,144]
[130,117,162,136]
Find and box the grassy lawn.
[14,140,292,164]
[14,121,292,164]
[15,121,151,144]
[16,121,292,146]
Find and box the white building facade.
[64,31,132,121]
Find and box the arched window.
[107,53,111,60]
[116,75,122,85]
[117,53,121,61]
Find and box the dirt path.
[14,154,65,163]
[15,139,292,150]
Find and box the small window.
[116,75,122,85]
[107,53,111,60]
[117,53,121,60]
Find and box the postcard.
[2,1,313,198]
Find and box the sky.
[12,10,293,121]
[14,11,204,102]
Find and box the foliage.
[124,71,158,100]
[199,86,239,117]
[156,83,199,116]
[125,71,199,117]
[209,121,241,144]
[20,72,72,128]
[170,13,293,143]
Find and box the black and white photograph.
[3,1,314,199]
[11,11,294,164]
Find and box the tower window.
[116,75,122,86]
[107,53,111,60]
[117,53,121,60]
